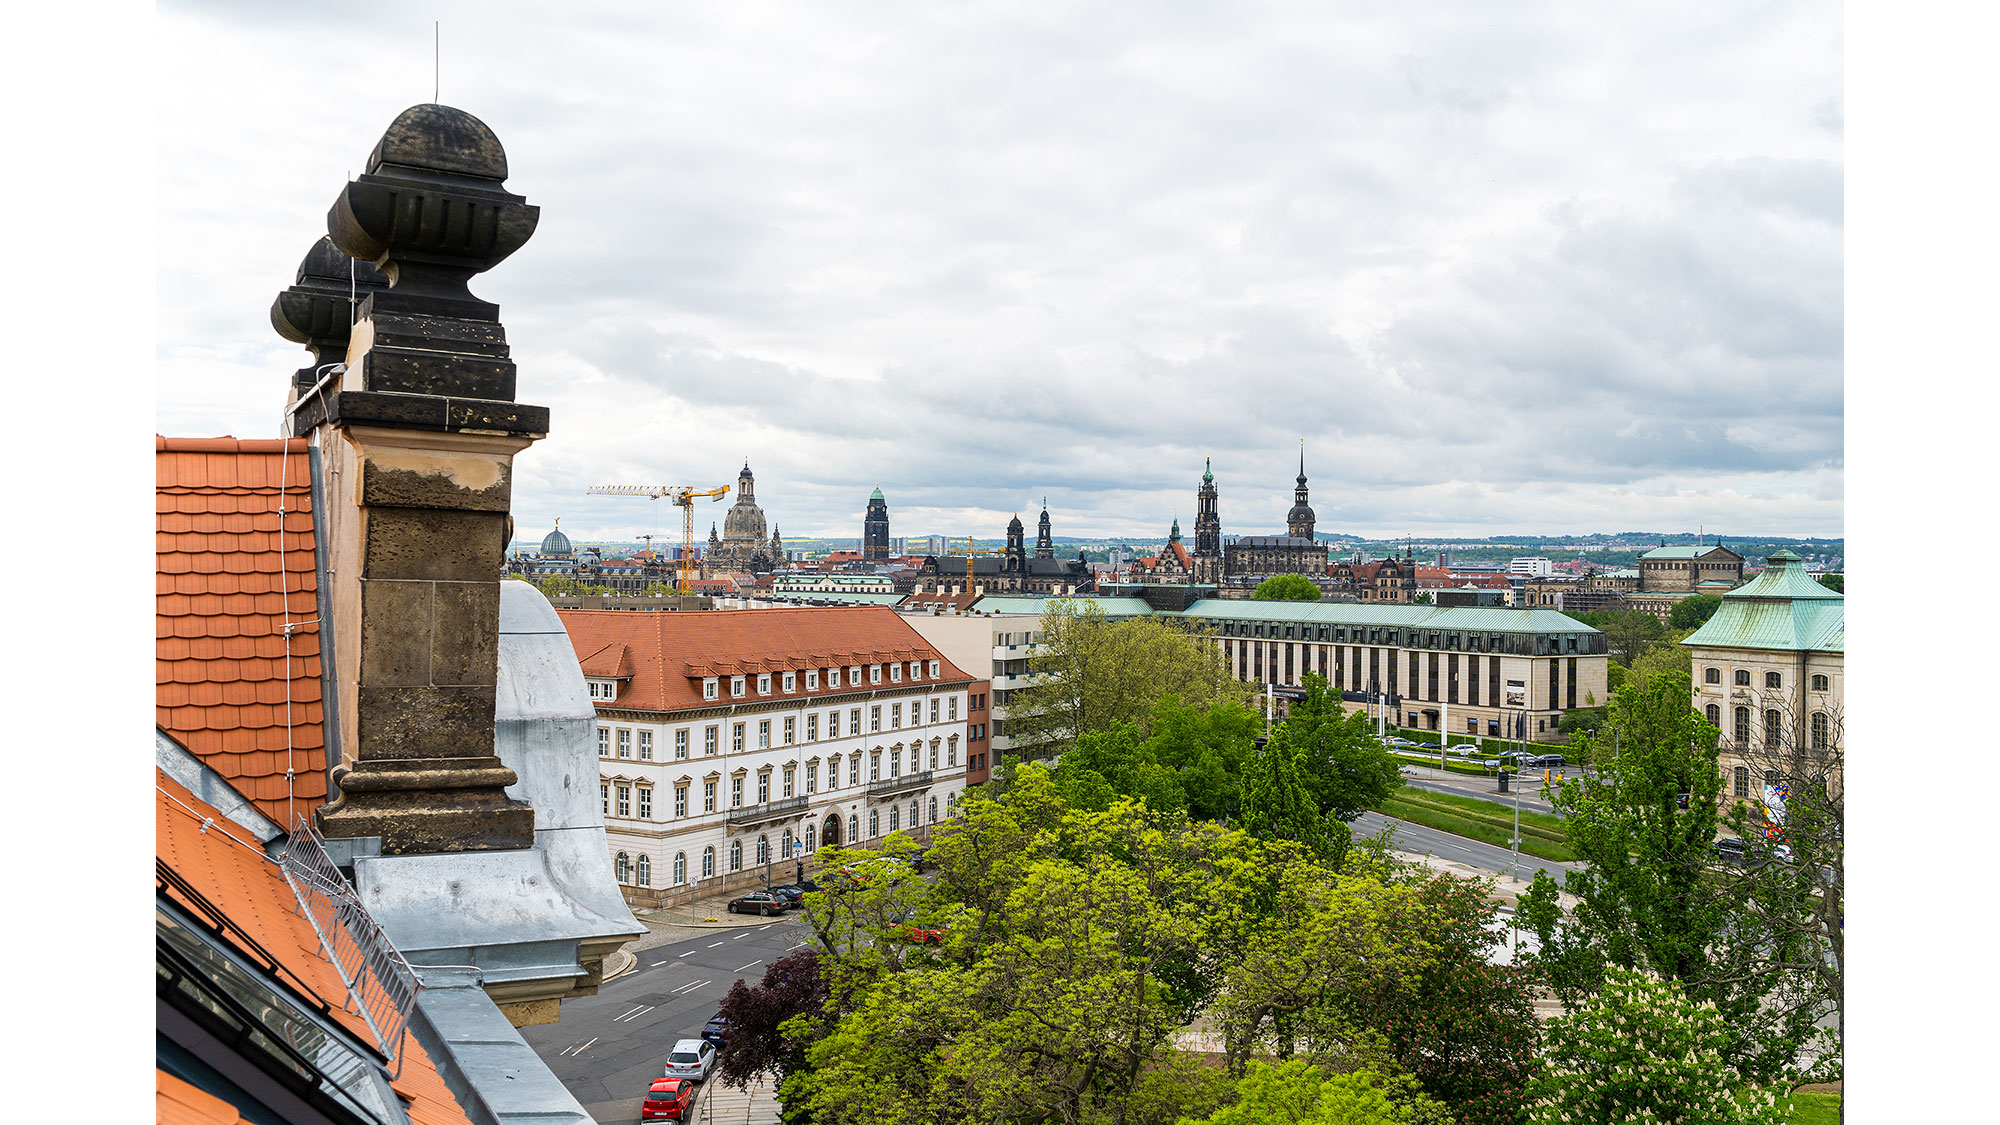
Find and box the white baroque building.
[558,605,989,908]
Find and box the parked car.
[1528,753,1567,769]
[663,1038,717,1082]
[642,1077,696,1121]
[727,891,786,916]
[1446,743,1479,757]
[1384,736,1416,747]
[1712,837,1749,863]
[1417,741,1441,750]
[764,885,807,909]
[1771,842,1795,865]
[890,910,948,945]
[700,1015,730,1047]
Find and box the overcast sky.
[155,0,1842,546]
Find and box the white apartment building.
[1508,557,1555,577]
[560,606,989,909]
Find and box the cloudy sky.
[154,0,1842,546]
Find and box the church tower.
[862,486,890,561]
[1035,499,1054,559]
[1005,512,1026,576]
[1192,458,1223,585]
[1286,442,1316,541]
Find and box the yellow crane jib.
[586,484,729,594]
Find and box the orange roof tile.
[157,437,325,826]
[158,1070,253,1125]
[557,606,973,715]
[156,772,474,1125]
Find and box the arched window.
[888,806,899,832]
[1733,707,1750,745]
[947,792,957,817]
[781,829,793,859]
[1811,674,1829,692]
[849,814,860,844]
[1705,703,1721,725]
[614,851,631,882]
[1704,667,1721,684]
[869,810,879,838]
[1734,669,1751,686]
[756,835,769,865]
[1811,711,1829,750]
[1764,709,1782,749]
[930,796,938,824]
[635,853,651,886]
[1765,671,1781,690]
[1733,766,1749,799]
[673,852,687,885]
[805,824,816,854]
[729,839,742,872]
[909,800,919,827]
[702,846,715,878]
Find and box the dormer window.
[889,663,902,683]
[827,667,840,688]
[870,665,882,685]
[805,670,818,691]
[587,679,618,702]
[757,674,772,695]
[849,665,862,684]
[703,677,719,700]
[731,676,746,697]
[929,660,940,678]
[908,661,920,681]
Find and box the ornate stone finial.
[272,237,389,399]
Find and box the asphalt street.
[1398,765,1565,817]
[520,912,814,1125]
[1354,809,1581,886]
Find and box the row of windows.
[1214,620,1585,654]
[609,793,964,885]
[701,661,944,701]
[601,739,963,817]
[597,698,963,760]
[1703,668,1833,693]
[1707,705,1834,751]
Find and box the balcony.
[991,642,1039,660]
[726,796,809,827]
[868,770,934,798]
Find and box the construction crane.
[586,484,730,594]
[960,534,1009,596]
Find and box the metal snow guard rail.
[283,816,421,1073]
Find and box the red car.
[642,1077,695,1121]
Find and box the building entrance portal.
[821,813,842,850]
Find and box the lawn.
[1375,788,1577,863]
[1785,1090,1840,1123]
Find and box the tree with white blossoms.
[1527,965,1787,1125]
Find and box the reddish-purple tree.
[714,949,831,1099]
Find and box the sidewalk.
[698,1075,784,1124]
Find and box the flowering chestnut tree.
[1526,965,1787,1125]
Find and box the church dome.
[540,522,572,556]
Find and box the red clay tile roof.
[557,606,973,714]
[158,1070,253,1125]
[155,772,473,1125]
[157,436,325,827]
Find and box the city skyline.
[156,2,1842,542]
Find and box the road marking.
[707,941,725,948]
[678,948,699,957]
[681,980,710,995]
[612,1004,655,1023]
[786,942,807,951]
[732,932,749,939]
[733,959,762,973]
[560,1036,598,1056]
[670,978,712,995]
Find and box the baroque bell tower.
[1192,458,1223,585]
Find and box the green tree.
[1253,574,1323,602]
[1526,966,1787,1125]
[1625,627,1693,690]
[1009,600,1247,755]
[1667,593,1723,630]
[1412,591,1434,605]
[1814,572,1842,593]
[1189,1059,1447,1125]
[1239,728,1332,856]
[1278,675,1404,825]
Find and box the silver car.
[664,1037,717,1082]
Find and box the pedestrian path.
[697,1075,783,1124]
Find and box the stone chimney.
[294,104,548,855]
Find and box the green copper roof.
[970,596,1156,619]
[1203,457,1212,483]
[1681,552,1843,653]
[870,485,884,501]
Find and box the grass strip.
[1376,795,1576,863]
[1784,1091,1839,1124]
[1396,789,1571,838]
